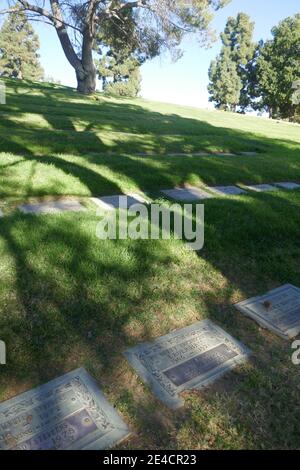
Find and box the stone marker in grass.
[160,187,213,201]
[0,368,130,450]
[274,182,300,190]
[124,320,250,409]
[19,200,86,215]
[235,284,300,340]
[213,152,236,157]
[209,186,246,196]
[239,151,258,156]
[244,184,277,192]
[91,193,148,211]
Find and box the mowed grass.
[0,79,300,449]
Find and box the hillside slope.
[0,79,300,200]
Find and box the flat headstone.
[213,152,236,157]
[209,186,246,196]
[239,152,258,156]
[244,184,277,192]
[274,182,300,190]
[19,200,86,215]
[235,284,300,340]
[124,320,250,409]
[91,193,148,211]
[166,152,207,157]
[135,152,236,158]
[0,368,130,450]
[160,187,213,201]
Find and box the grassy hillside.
[0,79,300,202]
[0,79,300,450]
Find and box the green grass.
[0,78,300,449]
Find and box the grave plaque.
[213,152,236,157]
[124,320,250,409]
[160,187,212,201]
[209,186,246,196]
[19,200,86,215]
[275,182,300,190]
[235,284,300,340]
[0,368,130,450]
[239,152,257,156]
[244,184,277,192]
[91,193,148,211]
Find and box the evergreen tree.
[251,15,300,120]
[208,12,256,111]
[208,48,242,111]
[221,13,256,110]
[95,11,145,98]
[0,12,44,81]
[97,54,141,97]
[1,1,230,94]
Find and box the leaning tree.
[0,1,230,94]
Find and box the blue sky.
[15,1,300,107]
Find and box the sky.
[8,0,300,108]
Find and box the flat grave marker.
[235,284,300,340]
[91,193,148,211]
[244,184,277,192]
[0,368,130,450]
[124,320,250,409]
[239,151,258,156]
[161,187,213,202]
[213,152,236,157]
[274,182,300,190]
[209,186,246,196]
[135,152,236,158]
[19,200,87,215]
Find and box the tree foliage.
[95,10,145,97]
[251,15,300,119]
[208,48,242,111]
[0,11,43,80]
[208,12,255,111]
[0,0,230,94]
[97,54,141,97]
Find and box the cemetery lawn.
[0,79,300,449]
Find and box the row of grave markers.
[0,181,299,216]
[1,282,299,450]
[0,180,299,449]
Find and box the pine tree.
[0,12,44,81]
[251,15,300,120]
[97,53,141,98]
[208,48,242,111]
[208,13,256,111]
[221,13,256,110]
[95,11,145,98]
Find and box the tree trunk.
[269,106,273,119]
[50,0,97,94]
[77,28,97,94]
[76,68,96,94]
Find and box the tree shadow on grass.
[0,190,299,448]
[1,79,300,202]
[1,80,300,448]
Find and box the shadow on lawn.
[0,190,299,448]
[0,81,300,448]
[1,83,300,200]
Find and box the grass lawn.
[0,79,300,449]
